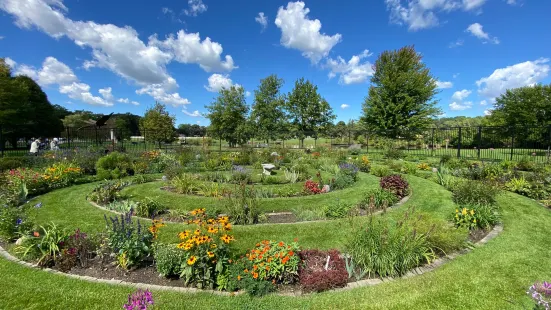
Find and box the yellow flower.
[473,219,477,223]
[210,243,217,249]
[187,256,197,265]
[207,251,215,258]
[455,209,458,213]
[223,223,232,231]
[178,231,190,240]
[470,209,475,215]
[194,229,201,236]
[177,242,186,249]
[461,208,467,216]
[221,234,233,244]
[207,226,218,234]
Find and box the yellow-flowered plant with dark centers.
[42,162,82,189]
[176,208,234,289]
[148,220,165,240]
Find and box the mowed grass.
[1,174,550,309]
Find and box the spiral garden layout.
[1,148,551,309]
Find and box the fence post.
[431,128,435,157]
[510,127,515,161]
[457,127,462,158]
[0,125,3,157]
[477,126,482,159]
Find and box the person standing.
[50,138,60,151]
[29,138,40,156]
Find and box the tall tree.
[251,74,288,142]
[286,78,335,147]
[361,46,440,138]
[489,83,551,127]
[140,103,176,147]
[52,104,72,120]
[62,113,93,128]
[206,86,251,147]
[333,121,348,141]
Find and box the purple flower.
[15,218,22,226]
[123,290,154,310]
[528,281,551,310]
[34,202,42,208]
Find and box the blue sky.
[1,0,550,125]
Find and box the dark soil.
[468,228,489,243]
[265,212,297,223]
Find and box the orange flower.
[187,256,197,265]
[288,251,294,256]
[220,234,233,244]
[252,272,259,279]
[282,256,290,264]
[278,241,284,247]
[253,265,258,270]
[224,223,232,231]
[33,231,40,237]
[237,275,242,281]
[265,266,270,271]
[256,243,260,247]
[243,269,249,273]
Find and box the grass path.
[1,176,549,308]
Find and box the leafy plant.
[123,289,154,310]
[224,184,260,225]
[106,200,137,214]
[95,152,133,180]
[104,213,153,269]
[371,165,392,177]
[417,163,431,171]
[527,281,551,310]
[170,173,200,195]
[504,177,531,196]
[231,165,251,184]
[324,199,354,219]
[452,180,500,206]
[380,174,410,199]
[241,240,300,284]
[356,155,371,173]
[298,249,349,292]
[18,222,69,266]
[154,243,187,277]
[135,197,164,218]
[453,204,499,230]
[283,168,300,184]
[358,188,399,210]
[87,180,127,205]
[344,255,368,281]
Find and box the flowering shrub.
[453,207,477,230]
[453,204,499,230]
[338,162,359,182]
[298,249,348,292]
[241,240,300,284]
[357,155,371,173]
[528,281,551,310]
[88,180,128,205]
[176,208,234,288]
[304,180,323,194]
[380,174,410,199]
[42,162,82,189]
[231,165,251,183]
[417,163,431,171]
[6,168,47,195]
[123,290,154,310]
[104,213,153,269]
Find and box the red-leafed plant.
[304,180,323,194]
[298,249,348,292]
[380,174,409,199]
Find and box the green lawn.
[1,175,550,309]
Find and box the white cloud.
[436,80,453,89]
[150,30,236,72]
[0,0,237,106]
[131,101,139,106]
[453,73,460,78]
[325,50,374,85]
[245,91,251,97]
[184,0,207,16]
[0,36,4,40]
[484,109,492,115]
[136,78,190,107]
[476,58,550,99]
[196,120,201,124]
[275,1,342,63]
[13,56,78,87]
[255,12,268,31]
[466,23,499,44]
[449,101,473,111]
[117,98,130,103]
[204,73,239,92]
[340,104,350,109]
[161,7,173,14]
[60,82,112,106]
[4,57,16,68]
[451,89,472,101]
[448,39,464,48]
[183,110,201,117]
[385,0,488,31]
[480,100,487,105]
[99,87,114,102]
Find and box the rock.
[261,164,276,175]
[15,237,25,245]
[432,168,438,173]
[322,185,330,193]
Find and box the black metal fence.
[1,125,550,162]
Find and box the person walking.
[50,138,60,151]
[29,138,41,156]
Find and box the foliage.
[356,155,371,173]
[0,204,33,241]
[298,249,348,292]
[135,197,164,218]
[283,168,300,183]
[380,174,410,199]
[414,214,468,256]
[170,173,200,195]
[42,162,82,189]
[123,290,154,310]
[154,243,187,277]
[347,210,436,278]
[286,78,335,146]
[70,149,103,174]
[95,152,133,180]
[324,199,354,219]
[176,210,234,289]
[66,229,94,268]
[331,172,355,190]
[338,162,359,182]
[230,165,251,184]
[251,74,288,142]
[88,180,127,205]
[224,184,260,225]
[106,200,137,214]
[5,168,47,195]
[358,188,399,210]
[103,213,153,269]
[304,180,323,195]
[527,281,551,310]
[453,205,500,230]
[241,240,300,284]
[361,46,440,138]
[504,177,531,196]
[434,167,457,190]
[490,83,551,127]
[371,165,392,177]
[417,163,431,171]
[206,86,252,147]
[18,222,69,267]
[140,102,177,147]
[451,180,500,206]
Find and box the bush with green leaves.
[17,222,70,267]
[136,197,164,218]
[504,177,531,196]
[106,200,137,214]
[224,184,260,225]
[87,180,127,205]
[95,152,133,179]
[346,209,436,278]
[414,213,468,255]
[170,173,200,195]
[453,204,500,230]
[0,204,33,242]
[331,172,355,190]
[324,199,354,219]
[154,243,187,277]
[104,213,153,269]
[358,188,399,210]
[371,165,392,177]
[452,180,500,206]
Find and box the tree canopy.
[361,46,440,138]
[251,74,288,142]
[177,124,207,137]
[140,102,176,146]
[489,83,551,127]
[206,86,251,147]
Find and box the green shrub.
[324,199,354,218]
[371,165,392,177]
[516,156,536,171]
[453,204,500,230]
[154,243,187,277]
[106,200,137,214]
[104,213,153,269]
[136,197,164,218]
[0,157,24,171]
[504,177,531,196]
[170,174,199,194]
[433,167,458,190]
[87,180,127,205]
[0,204,33,241]
[481,162,503,180]
[261,175,280,185]
[95,152,132,179]
[224,184,259,225]
[452,180,500,206]
[358,188,399,210]
[331,173,355,190]
[414,213,468,255]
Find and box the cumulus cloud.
[451,89,472,101]
[340,104,350,109]
[60,82,112,106]
[476,58,550,99]
[184,0,207,17]
[436,80,453,89]
[275,1,341,63]
[99,87,114,102]
[0,0,236,107]
[255,12,268,31]
[466,23,499,44]
[117,98,130,103]
[204,74,239,92]
[484,109,492,116]
[449,101,473,111]
[136,78,190,107]
[480,100,487,105]
[4,57,17,68]
[448,39,464,48]
[325,50,374,85]
[245,91,251,97]
[385,0,488,31]
[183,110,201,117]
